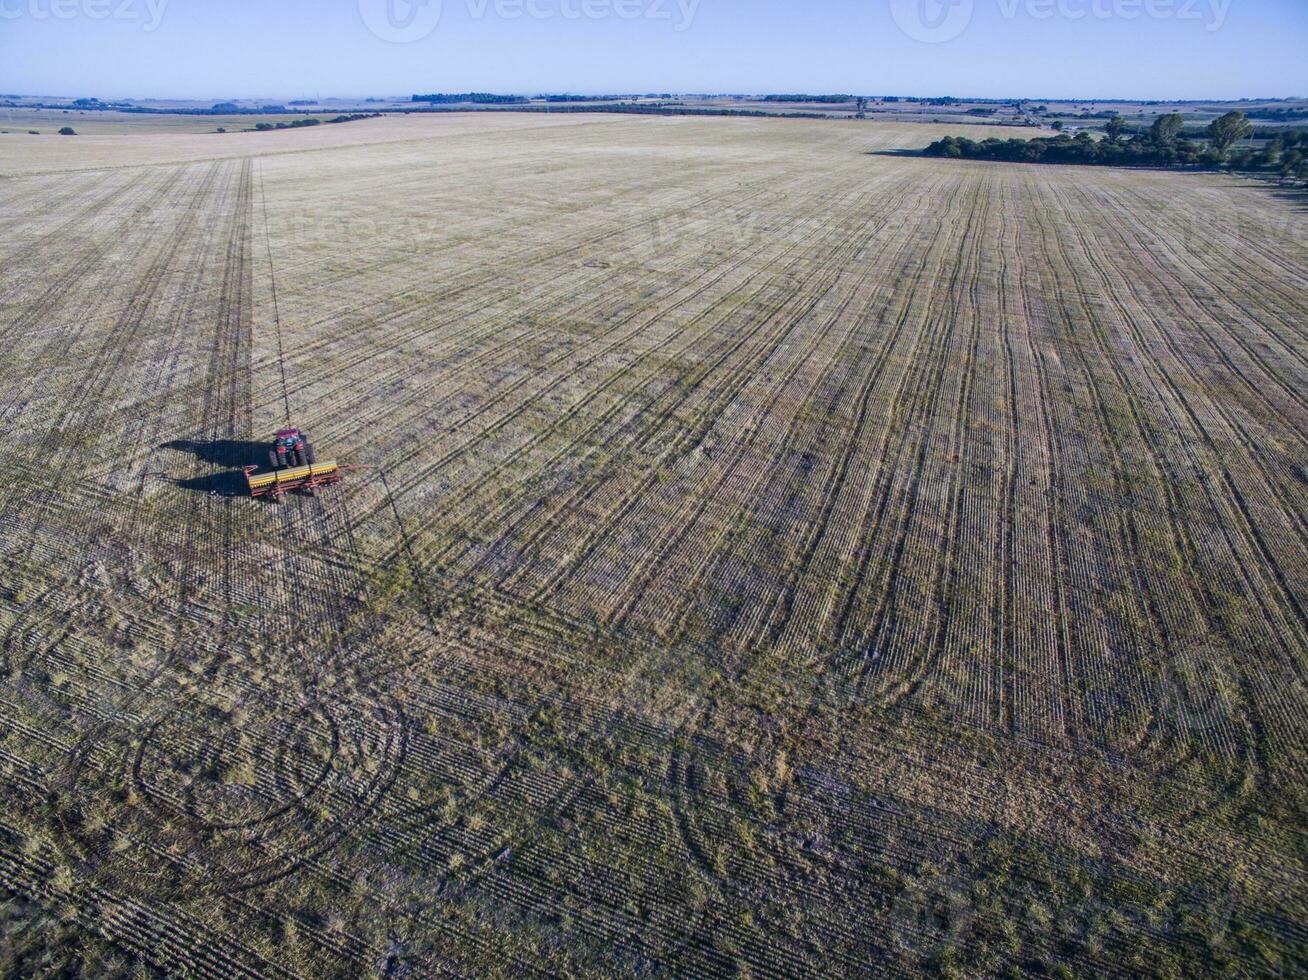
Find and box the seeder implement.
[243,427,361,501]
[244,460,344,501]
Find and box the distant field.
[0,113,1304,977]
[0,107,375,137]
[6,95,1303,143]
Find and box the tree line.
[762,94,854,103]
[411,93,528,105]
[250,113,380,132]
[923,111,1308,183]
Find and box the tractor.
[269,428,316,470]
[243,428,350,502]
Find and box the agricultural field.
[0,107,387,137]
[0,112,1305,977]
[0,108,300,136]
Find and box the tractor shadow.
[162,439,269,497]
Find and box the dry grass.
[0,112,1305,977]
[0,107,365,137]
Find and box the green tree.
[1264,137,1284,167]
[1104,114,1125,141]
[58,126,77,136]
[1150,112,1185,144]
[1207,110,1253,156]
[1051,120,1064,132]
[1282,149,1304,184]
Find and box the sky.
[0,0,1305,101]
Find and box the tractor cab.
[269,428,315,470]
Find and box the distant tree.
[1104,114,1125,141]
[215,127,226,133]
[1206,110,1253,156]
[28,130,39,135]
[1282,149,1304,184]
[412,92,528,105]
[761,93,854,104]
[922,128,1238,171]
[58,126,76,136]
[1150,112,1185,144]
[1051,120,1064,132]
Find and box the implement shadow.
[1264,185,1308,212]
[163,439,267,497]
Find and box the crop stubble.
[0,114,1304,976]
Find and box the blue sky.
[1,0,1304,100]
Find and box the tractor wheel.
[304,443,316,466]
[277,450,288,469]
[268,449,279,471]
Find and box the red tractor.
[245,429,346,501]
[269,427,316,470]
